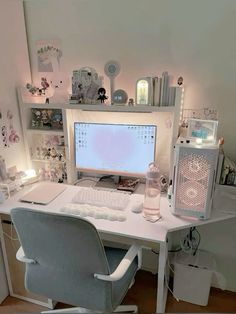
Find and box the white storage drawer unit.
[0,241,8,304]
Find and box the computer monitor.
[74,122,156,177]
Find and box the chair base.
[114,305,138,313]
[42,305,138,313]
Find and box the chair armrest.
[16,246,37,264]
[94,244,142,282]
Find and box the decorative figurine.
[128,98,134,106]
[45,148,51,159]
[41,110,52,128]
[50,147,58,159]
[26,78,50,96]
[160,175,168,193]
[177,76,184,86]
[38,167,46,181]
[26,83,38,95]
[35,147,41,159]
[41,77,50,93]
[49,76,69,104]
[97,87,108,103]
[77,83,84,103]
[31,109,42,128]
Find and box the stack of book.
[218,154,236,186]
[153,71,183,107]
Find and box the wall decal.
[1,125,9,147]
[0,109,20,148]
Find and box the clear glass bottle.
[143,162,161,222]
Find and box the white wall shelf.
[31,159,66,164]
[68,104,176,113]
[21,101,176,113]
[26,129,64,135]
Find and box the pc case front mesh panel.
[175,147,217,215]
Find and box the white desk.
[0,182,235,313]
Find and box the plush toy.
[48,75,69,104]
[38,168,46,181]
[50,147,58,159]
[26,83,38,95]
[26,79,49,96]
[97,87,108,103]
[49,168,57,181]
[44,148,51,160]
[41,77,50,92]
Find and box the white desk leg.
[156,242,168,313]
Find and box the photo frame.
[187,118,218,143]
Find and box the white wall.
[0,0,31,171]
[24,0,236,160]
[23,0,236,290]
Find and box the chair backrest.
[11,207,113,311]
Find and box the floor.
[1,270,236,314]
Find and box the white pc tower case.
[171,141,219,219]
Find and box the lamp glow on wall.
[135,77,153,105]
[179,87,185,125]
[22,169,38,185]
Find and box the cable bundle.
[180,227,201,256]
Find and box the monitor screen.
[74,122,156,177]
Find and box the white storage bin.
[0,242,8,303]
[213,184,236,213]
[173,250,215,306]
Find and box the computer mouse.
[130,201,143,213]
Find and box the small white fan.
[104,61,120,101]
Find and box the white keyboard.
[60,203,127,222]
[72,188,130,210]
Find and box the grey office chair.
[11,207,142,313]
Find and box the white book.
[153,77,161,106]
[161,71,169,106]
[159,74,165,106]
[165,73,170,106]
